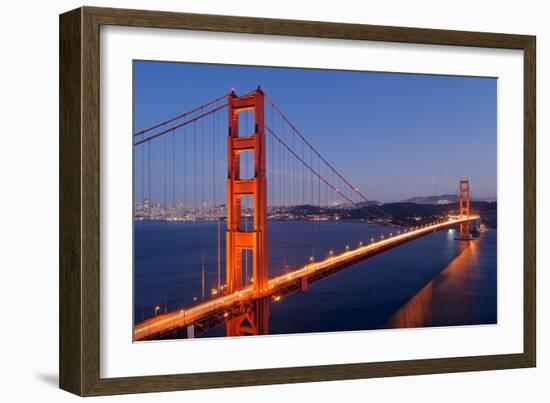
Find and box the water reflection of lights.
[387,233,486,329]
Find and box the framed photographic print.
[59,6,536,396]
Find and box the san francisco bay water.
[134,221,497,337]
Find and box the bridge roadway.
[134,215,479,341]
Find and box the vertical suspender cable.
[163,135,167,313]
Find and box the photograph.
[132,61,498,341]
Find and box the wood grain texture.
[84,6,532,49]
[523,38,536,367]
[59,6,537,396]
[59,7,82,396]
[80,6,102,396]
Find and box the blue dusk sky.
[134,61,496,202]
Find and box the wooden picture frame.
[59,6,536,396]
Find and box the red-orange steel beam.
[459,179,471,239]
[226,89,269,297]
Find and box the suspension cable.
[134,93,230,137]
[134,104,228,146]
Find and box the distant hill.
[478,196,497,203]
[277,200,497,228]
[370,201,497,228]
[403,194,459,205]
[402,194,497,204]
[356,200,381,207]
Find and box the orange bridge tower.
[226,88,269,296]
[458,179,471,240]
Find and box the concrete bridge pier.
[187,324,195,339]
[301,276,308,292]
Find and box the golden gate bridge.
[133,87,479,340]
